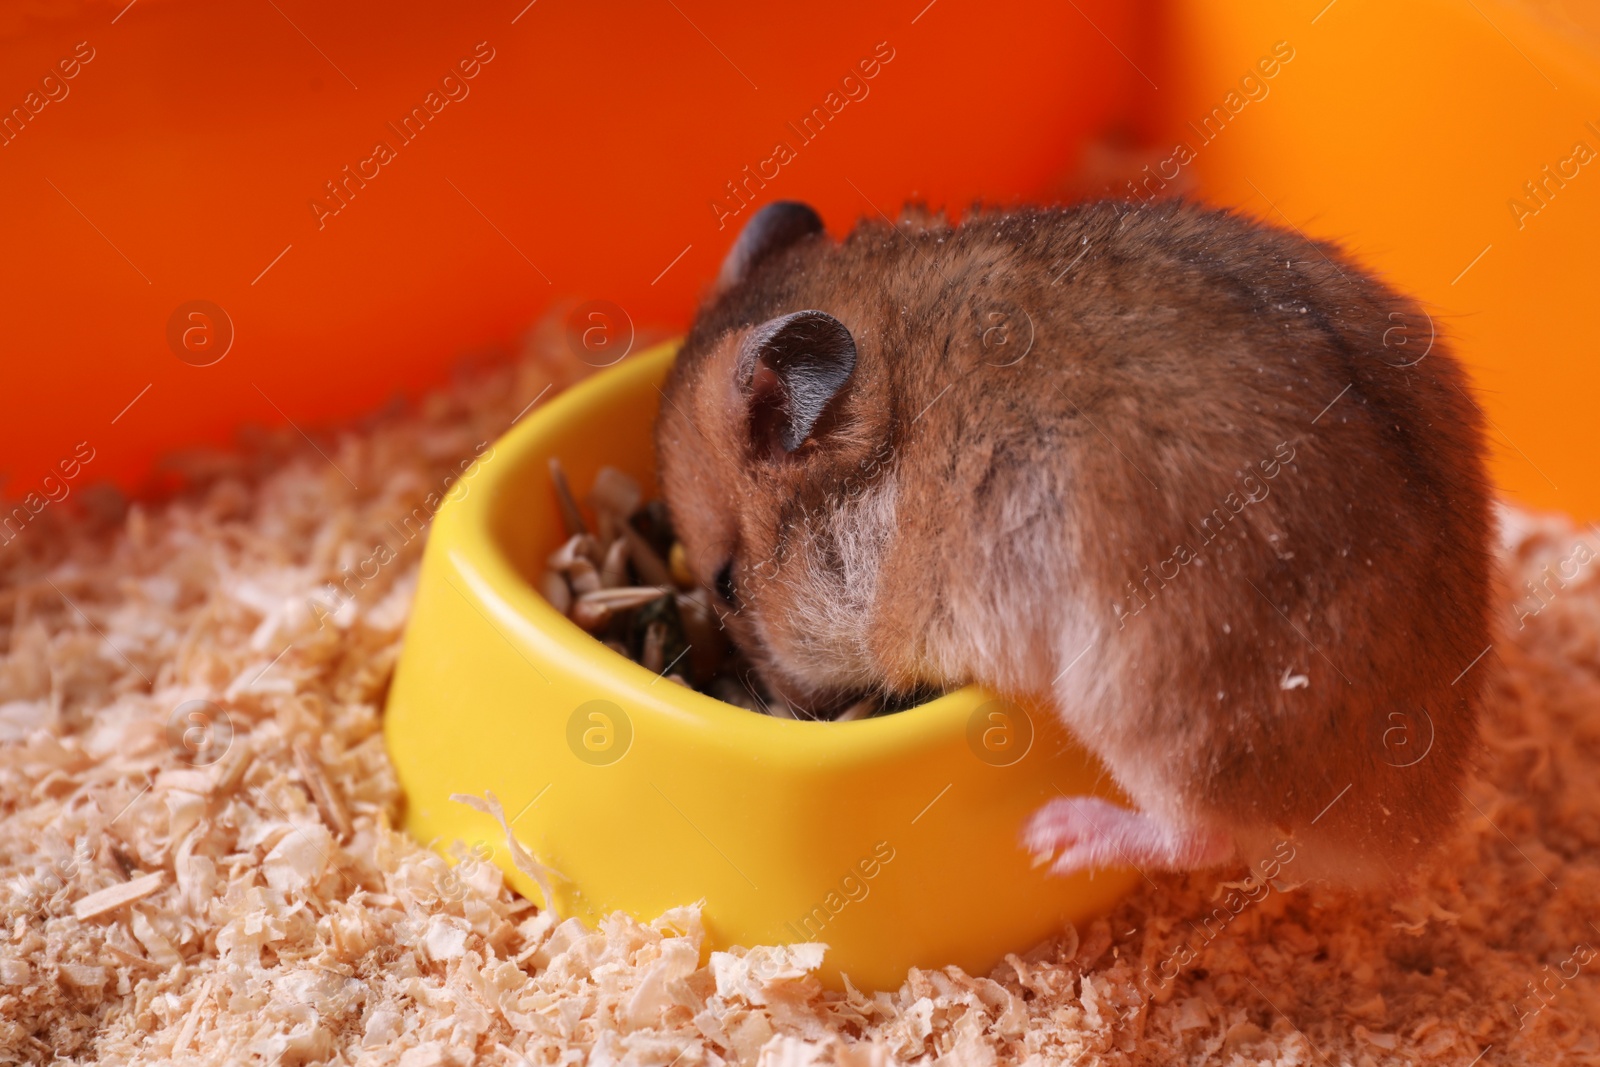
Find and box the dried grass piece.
[71,872,165,921]
[547,456,589,536]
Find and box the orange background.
[0,0,1137,503]
[1158,0,1600,523]
[3,0,1598,520]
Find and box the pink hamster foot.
[1022,796,1234,876]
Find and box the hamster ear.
[716,201,824,293]
[742,310,857,456]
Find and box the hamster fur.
[653,199,1493,884]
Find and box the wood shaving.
[293,742,353,844]
[1,321,1597,1064]
[70,874,165,923]
[446,791,564,910]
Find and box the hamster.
[653,198,1493,884]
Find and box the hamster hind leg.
[1022,795,1235,876]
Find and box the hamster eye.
[714,560,738,606]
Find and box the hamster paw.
[1022,796,1234,876]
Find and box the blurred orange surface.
[0,0,1139,504]
[6,0,1597,522]
[1152,0,1600,521]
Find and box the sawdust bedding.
[2,326,1598,1066]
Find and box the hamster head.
[654,202,908,716]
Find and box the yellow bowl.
[383,340,1138,990]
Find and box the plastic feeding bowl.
[383,339,1139,990]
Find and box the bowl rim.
[439,340,1015,760]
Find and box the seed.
[633,595,688,681]
[584,586,674,607]
[669,542,695,589]
[539,570,572,615]
[631,500,676,559]
[587,466,643,521]
[568,558,602,596]
[600,537,630,588]
[572,586,672,631]
[834,698,876,722]
[642,620,667,674]
[548,533,601,571]
[596,509,620,549]
[611,523,668,588]
[676,590,727,681]
[543,460,897,720]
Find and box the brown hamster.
[654,198,1493,884]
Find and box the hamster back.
[654,199,1493,884]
